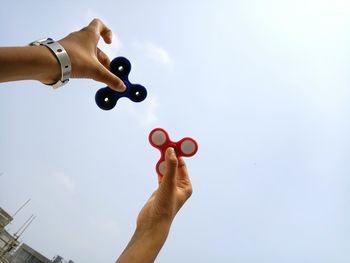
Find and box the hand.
[116,147,193,263]
[58,18,126,92]
[136,147,193,231]
[0,18,126,90]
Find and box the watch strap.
[30,38,71,89]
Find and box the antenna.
[0,214,35,258]
[17,215,36,238]
[12,199,31,218]
[14,214,36,239]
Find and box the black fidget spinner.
[95,57,147,110]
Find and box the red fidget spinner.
[149,128,198,177]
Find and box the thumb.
[95,64,126,92]
[161,147,178,189]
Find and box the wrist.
[34,45,61,84]
[136,219,172,239]
[116,222,171,263]
[0,46,60,84]
[29,38,71,88]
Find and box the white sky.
[1,0,350,262]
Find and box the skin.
[0,19,126,92]
[0,19,193,262]
[116,147,192,263]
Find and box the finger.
[177,157,189,179]
[160,147,178,189]
[94,64,126,92]
[97,48,110,69]
[178,156,187,169]
[89,18,113,44]
[157,174,162,186]
[176,157,192,198]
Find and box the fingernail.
[119,83,126,92]
[169,147,175,156]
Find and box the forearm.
[116,222,171,263]
[0,46,60,84]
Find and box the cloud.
[133,41,173,65]
[69,11,172,65]
[98,34,123,58]
[93,217,120,236]
[69,10,123,58]
[121,95,159,127]
[55,173,76,194]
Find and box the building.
[0,207,73,263]
[11,243,51,263]
[0,228,20,263]
[0,208,13,230]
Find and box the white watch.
[29,38,71,89]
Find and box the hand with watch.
[0,19,126,92]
